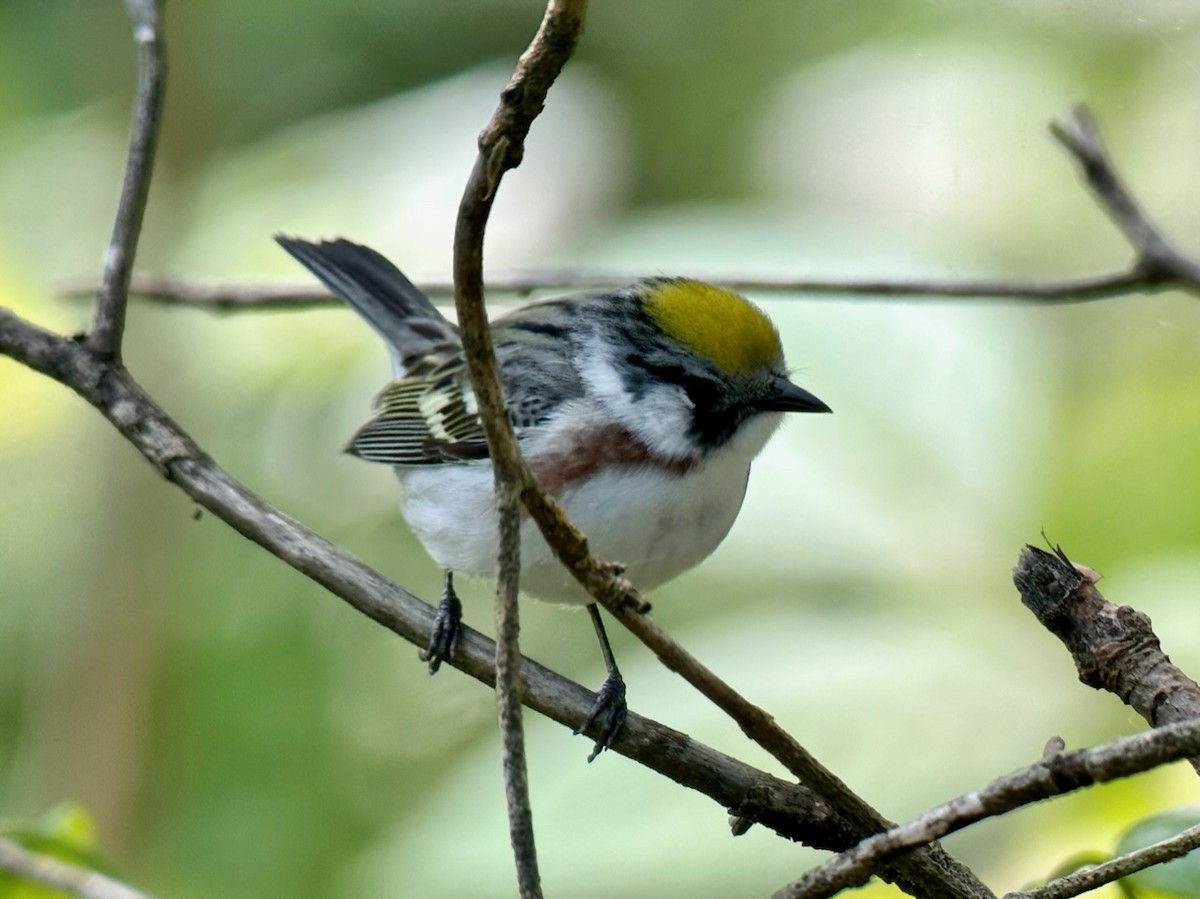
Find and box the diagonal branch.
[444,3,989,898]
[451,1,593,894]
[773,718,1200,899]
[1013,545,1200,774]
[1006,822,1200,899]
[0,304,845,850]
[776,539,1200,897]
[1049,104,1200,284]
[0,838,153,899]
[9,2,983,894]
[88,0,165,359]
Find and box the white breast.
[395,412,781,603]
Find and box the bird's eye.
[683,376,720,409]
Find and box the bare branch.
[8,2,984,892]
[494,474,541,898]
[70,104,1200,314]
[773,718,1200,899]
[0,838,154,899]
[443,3,992,897]
[69,267,1168,311]
[1049,104,1200,283]
[88,0,165,358]
[1006,822,1200,899]
[602,604,992,898]
[27,3,1193,896]
[0,304,849,849]
[1013,545,1200,773]
[451,0,595,893]
[776,539,1200,897]
[437,6,997,898]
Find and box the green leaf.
[1117,808,1200,897]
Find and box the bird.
[276,236,831,760]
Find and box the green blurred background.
[4,1,1200,896]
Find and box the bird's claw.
[420,590,463,674]
[575,673,627,762]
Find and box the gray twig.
[88,0,165,358]
[1006,822,1200,899]
[66,267,1163,309]
[0,305,842,849]
[440,1,993,896]
[0,837,154,899]
[450,0,596,894]
[1013,545,1200,773]
[494,473,540,898]
[6,1,982,892]
[67,105,1200,313]
[1049,104,1200,284]
[18,9,1196,896]
[772,718,1200,899]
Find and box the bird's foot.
[574,672,627,762]
[420,574,463,674]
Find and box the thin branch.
[1013,545,1200,774]
[28,4,1191,898]
[0,305,851,849]
[88,0,165,358]
[772,718,1200,899]
[451,1,591,894]
[1049,104,1200,284]
[7,0,901,882]
[599,596,993,899]
[1006,822,1200,899]
[778,537,1200,897]
[68,267,1168,310]
[494,475,541,898]
[69,104,1200,313]
[0,838,154,899]
[443,3,992,898]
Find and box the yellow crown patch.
[645,280,782,375]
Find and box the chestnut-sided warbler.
[278,236,831,758]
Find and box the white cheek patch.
[579,341,628,406]
[580,339,698,459]
[625,384,697,458]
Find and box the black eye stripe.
[683,375,721,408]
[624,356,689,388]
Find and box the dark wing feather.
[342,292,592,468]
[346,354,491,465]
[276,236,460,377]
[345,300,592,470]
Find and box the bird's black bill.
[757,376,832,414]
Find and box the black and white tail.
[275,236,460,377]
